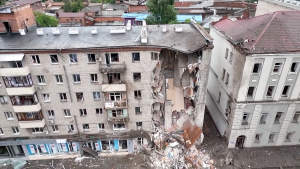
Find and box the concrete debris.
[74,156,89,163]
[188,63,199,74]
[186,106,195,115]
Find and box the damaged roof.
[0,24,208,54]
[212,11,300,54]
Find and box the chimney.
[242,10,250,19]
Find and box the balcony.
[99,62,126,73]
[104,101,127,109]
[102,84,126,92]
[17,111,45,128]
[19,119,45,128]
[0,66,30,76]
[6,85,35,95]
[13,102,41,113]
[107,109,129,123]
[104,92,127,109]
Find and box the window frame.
[31,55,40,65]
[96,108,102,115]
[225,73,230,85]
[37,75,46,84]
[225,48,229,59]
[134,90,142,99]
[259,113,268,124]
[87,54,96,63]
[50,55,59,64]
[289,62,299,73]
[0,128,3,135]
[151,52,159,61]
[113,123,126,130]
[266,86,276,98]
[247,86,256,99]
[42,94,50,102]
[272,62,284,74]
[98,123,105,130]
[252,63,263,74]
[52,125,59,132]
[229,51,233,64]
[90,74,98,82]
[73,74,81,83]
[132,52,140,62]
[79,109,87,116]
[83,124,90,131]
[93,92,101,100]
[268,133,276,143]
[55,75,63,84]
[292,111,300,123]
[76,92,84,102]
[0,96,8,104]
[47,110,55,118]
[137,138,143,145]
[135,107,141,114]
[69,54,78,64]
[222,69,226,81]
[59,93,67,102]
[12,127,20,134]
[274,112,283,123]
[136,122,142,129]
[281,85,291,98]
[241,113,250,125]
[5,112,14,120]
[67,125,74,132]
[31,127,44,133]
[133,73,141,82]
[64,109,71,117]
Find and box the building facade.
[206,11,300,148]
[0,6,213,159]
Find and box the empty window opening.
[266,86,276,97]
[73,74,81,83]
[254,134,261,143]
[3,22,12,34]
[76,93,84,102]
[59,93,67,101]
[269,133,275,142]
[31,55,40,64]
[0,128,3,134]
[83,124,89,130]
[135,107,141,114]
[12,127,19,134]
[112,109,123,117]
[105,53,119,64]
[134,90,141,98]
[50,55,59,63]
[285,132,293,142]
[136,122,142,129]
[292,112,300,123]
[247,87,255,98]
[88,54,96,63]
[252,63,262,74]
[151,52,159,61]
[113,123,126,130]
[31,127,43,133]
[259,113,268,124]
[273,62,283,73]
[133,73,141,82]
[67,125,74,132]
[98,123,105,130]
[107,73,121,84]
[274,112,283,123]
[69,54,78,63]
[132,53,140,62]
[242,113,250,125]
[281,85,291,97]
[217,92,221,103]
[96,108,102,115]
[90,74,98,82]
[290,62,299,73]
[80,109,87,116]
[119,140,128,150]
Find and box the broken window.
[252,63,262,74]
[274,112,283,123]
[266,86,276,98]
[12,127,19,134]
[217,92,221,103]
[225,73,229,85]
[96,108,102,115]
[222,69,226,81]
[273,62,283,73]
[59,93,67,101]
[64,109,71,117]
[67,125,74,132]
[137,138,143,145]
[50,55,59,63]
[269,133,275,142]
[133,73,141,82]
[109,93,121,101]
[90,74,98,82]
[229,52,233,63]
[151,52,159,61]
[225,48,229,59]
[37,75,46,84]
[31,127,43,133]
[98,123,105,130]
[281,85,291,97]
[241,113,250,125]
[69,54,78,63]
[52,125,59,132]
[105,53,119,63]
[31,55,40,64]
[134,90,141,98]
[247,87,255,98]
[254,134,261,143]
[119,140,128,150]
[107,73,121,84]
[83,124,89,131]
[285,132,293,142]
[79,109,87,116]
[76,93,84,102]
[292,112,300,123]
[47,110,55,118]
[112,110,123,117]
[135,107,141,114]
[290,62,299,73]
[93,92,101,100]
[132,53,140,62]
[73,74,81,83]
[88,54,96,63]
[136,122,142,129]
[113,123,126,130]
[259,113,268,124]
[55,75,63,83]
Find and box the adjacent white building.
[207,11,300,148]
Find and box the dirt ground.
[201,109,300,169]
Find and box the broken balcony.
[107,109,129,123]
[104,92,127,109]
[99,62,126,73]
[11,94,41,113]
[17,111,45,128]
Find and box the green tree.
[0,0,6,6]
[145,0,177,24]
[34,11,59,27]
[71,0,84,12]
[63,0,73,12]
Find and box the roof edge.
[190,19,214,44]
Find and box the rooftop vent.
[141,20,147,43]
[52,28,60,35]
[175,26,183,33]
[162,25,166,33]
[91,28,97,34]
[19,29,26,35]
[126,20,131,31]
[69,28,78,35]
[36,28,43,35]
[110,26,126,34]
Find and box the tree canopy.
[0,0,6,6]
[145,0,177,24]
[91,0,115,3]
[34,11,59,27]
[63,0,84,12]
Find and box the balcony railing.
[11,94,39,106]
[3,75,33,88]
[107,109,129,123]
[0,66,30,77]
[104,101,127,109]
[99,62,126,73]
[17,111,44,121]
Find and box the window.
[272,62,283,73]
[0,96,8,104]
[31,55,40,64]
[83,124,89,131]
[266,86,276,98]
[242,113,250,125]
[90,74,98,82]
[225,73,230,85]
[66,19,69,22]
[80,109,87,116]
[134,90,141,98]
[47,110,55,118]
[50,55,59,63]
[135,107,141,114]
[31,127,43,133]
[136,122,142,129]
[73,74,81,83]
[229,52,233,63]
[96,108,102,115]
[290,62,299,73]
[12,127,19,134]
[151,52,159,61]
[285,132,293,142]
[259,113,268,124]
[4,112,14,120]
[247,87,256,98]
[137,138,143,145]
[225,48,229,59]
[59,93,67,101]
[0,128,3,135]
[133,73,141,82]
[67,125,74,132]
[76,93,84,102]
[254,134,261,143]
[93,92,101,100]
[113,123,126,130]
[292,112,300,123]
[88,54,96,63]
[132,53,140,62]
[98,123,105,130]
[64,109,71,117]
[281,85,291,97]
[42,94,50,102]
[37,75,46,84]
[110,53,119,62]
[274,112,283,123]
[75,19,77,23]
[109,93,121,101]
[252,63,262,74]
[69,54,78,63]
[52,125,59,132]
[222,69,226,81]
[107,73,121,84]
[55,75,63,83]
[217,92,221,103]
[269,133,276,143]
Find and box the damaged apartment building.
[207,11,300,148]
[0,4,213,160]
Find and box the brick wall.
[94,16,124,22]
[59,17,85,25]
[128,5,148,13]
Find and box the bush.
[34,11,59,27]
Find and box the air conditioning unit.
[69,28,78,35]
[43,130,49,134]
[37,86,43,90]
[96,58,101,62]
[36,28,43,35]
[52,28,60,35]
[19,29,26,35]
[48,119,54,124]
[91,28,97,34]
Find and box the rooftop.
[212,11,300,54]
[0,24,209,54]
[58,12,85,18]
[15,0,41,6]
[80,6,101,13]
[122,13,203,22]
